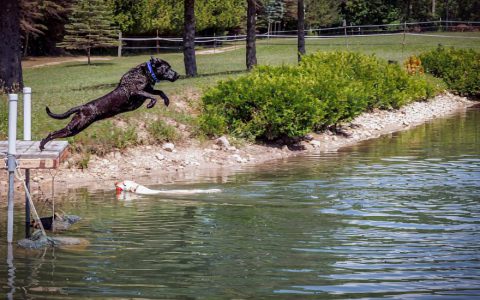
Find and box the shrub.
[147,119,179,142]
[200,51,437,140]
[420,46,480,97]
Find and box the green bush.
[200,51,437,140]
[420,46,480,97]
[147,119,179,142]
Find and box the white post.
[23,87,31,141]
[23,87,32,238]
[8,94,17,155]
[7,94,18,244]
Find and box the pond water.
[1,106,479,299]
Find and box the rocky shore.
[0,92,476,202]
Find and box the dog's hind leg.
[39,113,94,150]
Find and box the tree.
[58,0,117,65]
[246,0,258,70]
[341,0,399,25]
[297,0,305,62]
[184,0,198,77]
[20,0,69,56]
[0,0,23,93]
[305,0,340,28]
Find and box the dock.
[1,141,69,169]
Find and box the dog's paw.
[163,97,170,107]
[147,99,157,109]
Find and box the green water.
[1,106,479,299]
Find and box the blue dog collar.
[146,61,159,83]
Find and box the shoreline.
[0,92,476,203]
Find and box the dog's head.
[149,57,180,82]
[115,180,138,193]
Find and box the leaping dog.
[39,57,180,150]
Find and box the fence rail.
[117,20,480,57]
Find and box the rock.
[178,124,187,131]
[304,134,314,141]
[162,143,175,152]
[155,153,165,161]
[310,140,321,148]
[216,136,230,149]
[232,154,248,163]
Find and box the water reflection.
[1,107,479,299]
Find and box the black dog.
[39,57,179,150]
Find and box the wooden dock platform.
[0,141,69,169]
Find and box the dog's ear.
[150,56,155,63]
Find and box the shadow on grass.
[64,61,116,68]
[71,69,247,91]
[179,69,247,79]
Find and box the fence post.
[214,32,216,54]
[7,93,18,244]
[118,31,122,57]
[343,19,348,49]
[23,87,32,238]
[156,29,160,54]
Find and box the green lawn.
[1,32,479,154]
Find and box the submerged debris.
[31,214,81,231]
[18,230,88,250]
[18,214,84,249]
[18,231,58,249]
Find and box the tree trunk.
[87,47,91,65]
[297,0,306,62]
[183,0,197,77]
[246,0,257,70]
[0,0,23,93]
[432,0,436,17]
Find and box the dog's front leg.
[154,90,170,107]
[133,91,157,109]
[155,90,170,106]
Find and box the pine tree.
[58,0,117,65]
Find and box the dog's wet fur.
[39,57,179,150]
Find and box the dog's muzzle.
[168,72,180,82]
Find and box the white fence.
[117,20,480,56]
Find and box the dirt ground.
[22,56,114,68]
[0,92,475,205]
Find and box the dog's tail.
[46,106,80,119]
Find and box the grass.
[1,31,479,154]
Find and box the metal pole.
[23,87,32,238]
[7,94,18,244]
